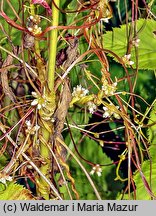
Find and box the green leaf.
[68,137,124,199]
[149,144,156,163]
[0,182,35,200]
[147,100,156,145]
[103,19,156,70]
[0,154,9,170]
[133,160,156,200]
[134,138,156,200]
[134,145,156,200]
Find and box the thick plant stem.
[47,0,60,91]
[37,127,51,200]
[30,4,46,87]
[29,3,51,200]
[36,1,60,199]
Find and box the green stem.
[29,3,51,200]
[37,1,60,199]
[47,0,60,91]
[30,4,46,88]
[37,127,51,200]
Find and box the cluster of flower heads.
[31,91,47,110]
[122,54,134,66]
[90,164,102,177]
[71,81,120,117]
[132,38,140,47]
[26,15,42,35]
[72,85,89,98]
[101,78,117,96]
[25,120,40,135]
[0,174,12,185]
[103,104,120,119]
[71,85,97,114]
[31,90,56,121]
[87,101,97,114]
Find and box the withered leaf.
[52,79,71,175]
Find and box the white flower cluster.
[102,79,117,96]
[90,164,102,177]
[103,105,120,119]
[25,120,40,134]
[72,85,89,98]
[28,25,42,35]
[132,38,140,47]
[122,54,134,66]
[31,91,47,110]
[31,90,56,121]
[87,101,97,114]
[101,18,109,23]
[27,15,42,35]
[0,175,12,185]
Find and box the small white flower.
[72,85,89,98]
[129,60,134,65]
[34,25,38,29]
[90,169,95,176]
[25,120,32,133]
[31,98,39,106]
[87,101,97,114]
[51,118,55,123]
[90,164,102,177]
[38,27,42,32]
[27,25,42,35]
[25,120,31,128]
[0,175,13,185]
[103,106,114,118]
[6,176,13,182]
[31,92,47,110]
[103,105,120,119]
[122,54,134,66]
[25,120,32,131]
[26,120,40,134]
[29,15,34,20]
[126,54,131,60]
[0,178,7,185]
[31,91,38,97]
[97,170,102,177]
[102,79,117,96]
[103,107,112,118]
[112,82,117,87]
[29,124,40,135]
[37,103,42,109]
[132,38,140,47]
[33,124,40,131]
[101,18,109,23]
[28,27,33,32]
